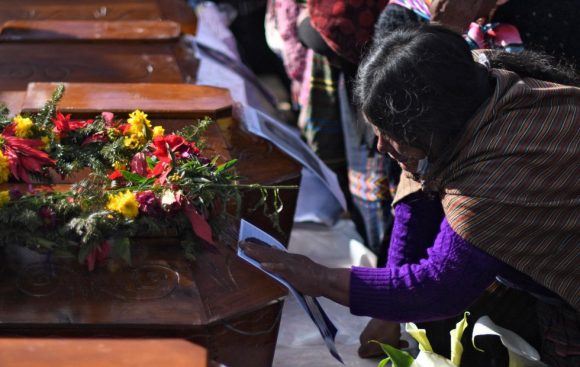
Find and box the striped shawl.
[397,69,580,309]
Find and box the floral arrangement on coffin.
[0,85,289,270]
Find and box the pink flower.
[85,241,111,272]
[38,206,57,228]
[136,190,163,217]
[101,112,115,127]
[130,153,148,176]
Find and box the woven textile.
[431,69,580,309]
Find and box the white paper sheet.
[240,105,347,222]
[238,219,344,364]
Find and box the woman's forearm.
[349,219,503,322]
[320,268,351,307]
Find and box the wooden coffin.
[0,0,197,35]
[0,18,199,114]
[0,338,209,367]
[0,83,301,367]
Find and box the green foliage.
[35,83,65,130]
[371,341,415,367]
[175,116,212,149]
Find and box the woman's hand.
[429,0,504,32]
[239,241,351,305]
[358,319,405,358]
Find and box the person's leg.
[537,301,580,366]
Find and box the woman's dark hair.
[355,24,579,158]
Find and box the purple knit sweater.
[349,193,550,322]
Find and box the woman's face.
[370,124,427,174]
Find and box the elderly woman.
[241,25,579,365]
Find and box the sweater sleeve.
[350,217,504,322]
[386,192,444,270]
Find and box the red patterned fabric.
[308,0,388,63]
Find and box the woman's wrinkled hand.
[429,0,501,32]
[239,240,328,297]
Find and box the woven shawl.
[430,69,580,309]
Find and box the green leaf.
[146,156,156,170]
[78,242,96,263]
[136,177,156,190]
[216,159,238,173]
[111,237,132,265]
[378,357,391,367]
[120,170,147,184]
[371,341,414,367]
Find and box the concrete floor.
[272,220,382,367]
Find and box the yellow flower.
[123,134,143,150]
[13,115,34,138]
[152,126,165,138]
[112,161,127,170]
[168,173,181,182]
[0,151,10,183]
[40,136,50,151]
[106,190,139,219]
[127,110,152,129]
[0,190,9,207]
[107,127,121,139]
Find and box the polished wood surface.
[0,42,195,91]
[0,236,286,366]
[0,0,197,35]
[21,82,233,119]
[0,338,208,367]
[0,20,181,41]
[0,239,286,326]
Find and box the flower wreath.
[0,85,293,270]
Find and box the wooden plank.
[0,0,196,36]
[21,82,233,119]
[0,20,181,41]
[0,43,189,91]
[0,338,208,367]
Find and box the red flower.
[108,170,123,180]
[151,134,200,163]
[147,160,171,185]
[184,205,214,246]
[0,134,56,182]
[52,112,93,138]
[148,135,200,185]
[82,131,108,145]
